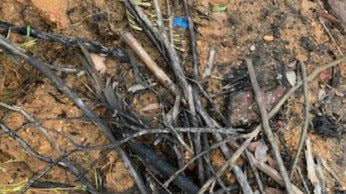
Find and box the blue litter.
[173,16,189,29]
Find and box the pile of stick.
[0,0,345,193]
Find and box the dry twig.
[0,20,129,61]
[290,62,310,178]
[121,31,178,95]
[245,57,293,193]
[247,152,304,194]
[0,121,97,193]
[0,33,200,194]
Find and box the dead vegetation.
[0,0,346,193]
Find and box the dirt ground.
[0,0,346,193]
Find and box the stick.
[245,57,293,194]
[198,134,255,194]
[247,152,304,194]
[122,1,196,125]
[121,31,178,95]
[290,62,309,178]
[182,0,199,80]
[0,20,129,61]
[230,55,346,193]
[0,121,98,193]
[0,34,115,140]
[245,149,265,193]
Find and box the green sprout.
[212,6,227,12]
[21,25,37,49]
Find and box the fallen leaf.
[128,84,148,93]
[248,141,260,152]
[128,82,157,93]
[254,140,268,164]
[142,103,161,112]
[318,70,331,81]
[286,70,297,86]
[90,53,107,75]
[305,138,319,185]
[267,155,278,169]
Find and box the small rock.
[263,35,274,42]
[227,86,286,126]
[250,45,256,51]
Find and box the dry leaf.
[90,53,107,75]
[318,70,331,81]
[306,138,318,183]
[128,83,148,93]
[142,103,161,112]
[128,82,157,93]
[318,87,327,101]
[254,140,268,164]
[248,141,260,152]
[286,70,297,86]
[267,155,278,169]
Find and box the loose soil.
[0,0,345,193]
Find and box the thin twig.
[188,77,232,126]
[316,157,326,193]
[290,62,309,178]
[166,125,194,153]
[198,134,253,194]
[121,0,171,64]
[306,55,346,82]
[231,55,346,193]
[296,166,311,194]
[315,0,343,56]
[0,20,129,61]
[164,137,235,187]
[122,0,197,125]
[0,121,98,193]
[153,0,165,34]
[191,81,254,193]
[305,138,322,193]
[23,164,56,193]
[77,40,105,97]
[0,102,62,154]
[245,149,265,194]
[191,91,206,184]
[1,36,149,193]
[118,148,150,194]
[0,34,116,140]
[203,46,217,78]
[202,138,230,192]
[182,0,199,80]
[128,141,199,194]
[121,31,178,95]
[246,57,293,193]
[195,101,254,193]
[247,152,304,194]
[181,1,207,184]
[320,157,342,184]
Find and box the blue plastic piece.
[173,16,189,29]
